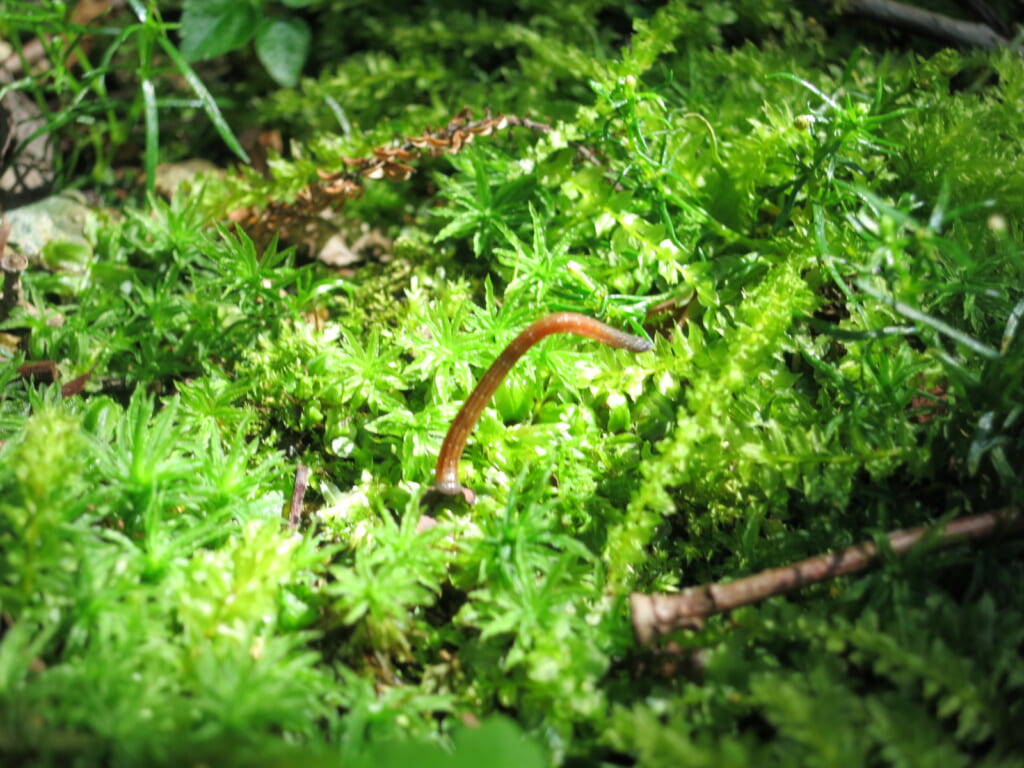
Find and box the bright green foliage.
[328,508,449,657]
[2,1,1023,766]
[0,393,334,764]
[10,195,325,389]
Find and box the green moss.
[1,1,1022,765]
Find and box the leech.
[433,311,654,503]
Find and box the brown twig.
[841,0,1017,51]
[631,506,1023,646]
[16,360,59,384]
[286,463,311,528]
[13,362,94,397]
[60,367,94,397]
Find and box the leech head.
[623,336,655,353]
[432,475,477,505]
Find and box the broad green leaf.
[179,0,257,62]
[255,16,312,88]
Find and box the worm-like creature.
[433,311,654,503]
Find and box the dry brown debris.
[235,109,551,258]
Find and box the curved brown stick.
[631,506,1024,647]
[433,312,653,503]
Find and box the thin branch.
[631,506,1023,646]
[841,0,1016,51]
[60,367,94,397]
[965,0,1012,36]
[16,360,59,384]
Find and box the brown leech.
[433,311,654,503]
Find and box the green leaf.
[255,16,312,88]
[179,0,258,62]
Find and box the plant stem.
[631,506,1024,646]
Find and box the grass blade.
[855,279,1000,359]
[157,35,250,164]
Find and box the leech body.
[433,312,653,502]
